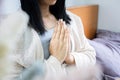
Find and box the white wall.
[66,0,120,32]
[66,0,89,7]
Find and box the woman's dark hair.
[20,0,71,35]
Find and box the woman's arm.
[65,13,96,67]
[73,16,96,68]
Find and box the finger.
[67,28,70,54]
[68,29,70,53]
[56,19,62,39]
[51,23,57,39]
[65,29,69,53]
[60,21,65,41]
[62,29,67,52]
[64,28,69,43]
[66,28,70,53]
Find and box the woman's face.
[39,0,57,6]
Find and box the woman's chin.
[49,0,57,5]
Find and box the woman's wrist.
[65,54,75,65]
[51,54,64,64]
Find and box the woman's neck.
[39,3,57,29]
[40,4,51,18]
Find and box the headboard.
[67,5,99,39]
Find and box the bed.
[68,5,120,80]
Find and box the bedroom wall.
[66,0,120,32]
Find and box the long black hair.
[20,0,71,35]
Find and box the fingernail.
[63,21,65,25]
[59,19,63,22]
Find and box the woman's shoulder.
[66,10,83,31]
[66,10,82,22]
[66,10,83,29]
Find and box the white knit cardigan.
[0,9,96,80]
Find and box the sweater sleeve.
[3,30,62,80]
[70,14,96,68]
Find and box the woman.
[0,0,96,80]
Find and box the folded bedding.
[88,29,120,79]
